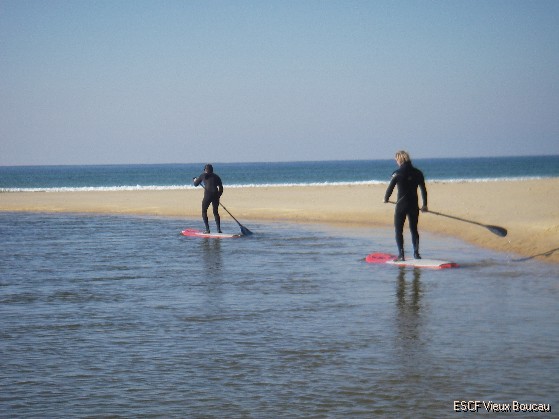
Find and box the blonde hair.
[395,150,411,165]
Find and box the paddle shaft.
[428,210,485,227]
[427,210,507,237]
[219,202,243,227]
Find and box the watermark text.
[454,400,551,413]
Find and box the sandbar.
[1,179,558,264]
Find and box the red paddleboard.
[181,229,243,239]
[365,252,458,269]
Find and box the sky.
[1,0,558,165]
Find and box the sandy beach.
[1,178,558,264]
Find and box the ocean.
[1,156,558,416]
[1,155,558,192]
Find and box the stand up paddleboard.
[365,252,458,269]
[181,229,243,239]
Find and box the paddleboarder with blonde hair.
[384,151,428,261]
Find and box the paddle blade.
[487,225,507,237]
[240,225,253,236]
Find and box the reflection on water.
[200,237,223,274]
[396,268,422,344]
[393,268,428,392]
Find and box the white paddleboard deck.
[181,229,243,239]
[365,252,458,269]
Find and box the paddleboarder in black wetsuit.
[193,164,223,233]
[384,151,428,261]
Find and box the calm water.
[1,212,557,417]
[1,155,558,191]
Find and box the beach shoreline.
[1,178,558,264]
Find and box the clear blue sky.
[1,0,558,165]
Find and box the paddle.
[218,201,253,236]
[388,201,507,237]
[196,182,253,235]
[428,210,507,237]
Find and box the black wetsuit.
[193,172,223,232]
[384,161,427,256]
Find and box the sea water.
[1,155,558,192]
[1,212,557,417]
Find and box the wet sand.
[1,178,558,263]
